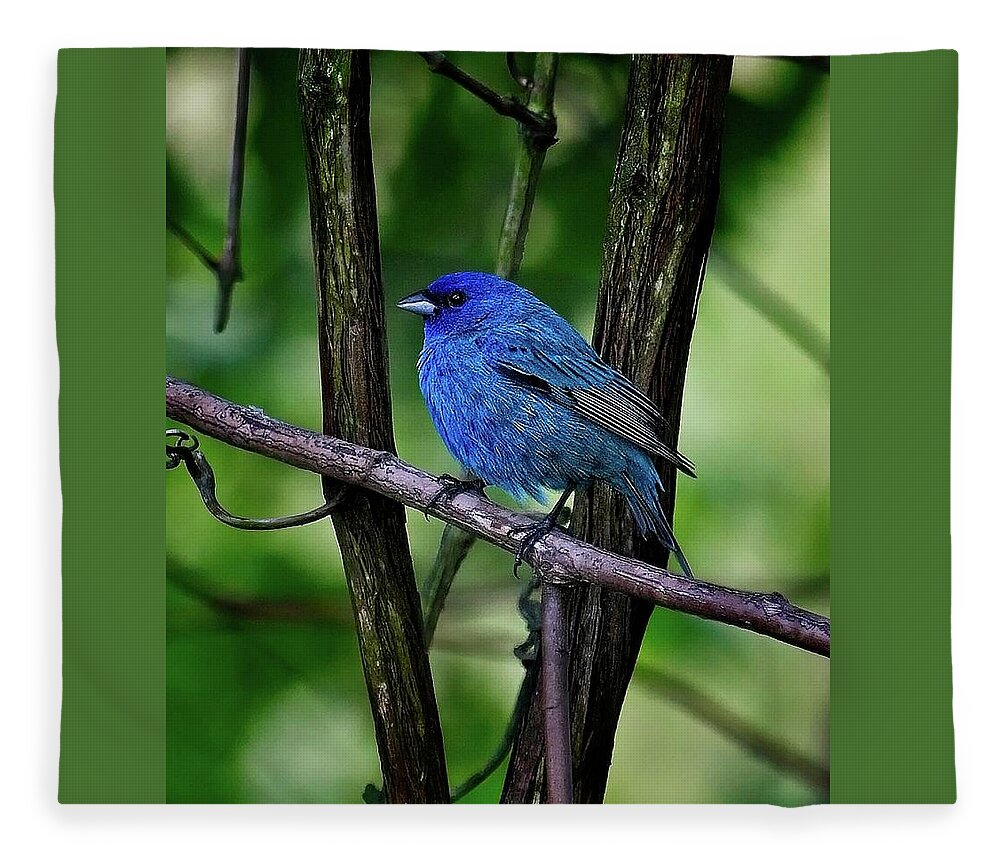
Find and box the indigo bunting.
[397,272,696,577]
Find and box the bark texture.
[297,49,450,803]
[166,374,831,657]
[502,53,734,804]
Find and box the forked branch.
[418,51,555,141]
[166,47,250,332]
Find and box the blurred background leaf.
[166,49,828,804]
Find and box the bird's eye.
[447,290,467,307]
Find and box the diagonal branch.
[418,51,555,140]
[166,217,219,273]
[166,374,830,658]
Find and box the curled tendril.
[165,428,343,528]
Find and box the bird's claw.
[425,474,487,520]
[510,519,558,579]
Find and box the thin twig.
[422,53,560,646]
[420,520,475,643]
[450,665,538,801]
[713,249,830,373]
[448,575,541,799]
[540,582,573,803]
[506,52,530,89]
[166,429,344,530]
[214,47,251,332]
[166,217,220,272]
[418,52,555,140]
[497,52,559,277]
[166,375,831,657]
[167,48,250,333]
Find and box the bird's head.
[396,272,534,338]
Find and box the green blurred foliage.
[166,49,829,804]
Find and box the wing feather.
[494,332,697,478]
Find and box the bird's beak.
[396,291,438,318]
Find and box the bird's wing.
[492,326,697,478]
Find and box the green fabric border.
[52,47,959,804]
[56,48,166,802]
[830,51,957,803]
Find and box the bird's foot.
[426,474,487,519]
[510,517,559,579]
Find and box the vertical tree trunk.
[502,53,733,803]
[298,49,450,803]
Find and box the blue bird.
[397,272,696,577]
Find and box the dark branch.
[298,49,450,803]
[418,51,555,140]
[504,52,736,805]
[540,583,573,803]
[166,375,830,658]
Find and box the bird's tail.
[619,471,694,579]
